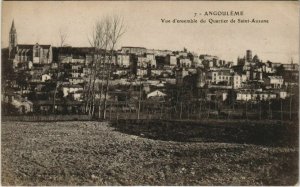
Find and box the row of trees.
[84,16,125,119]
[51,15,125,119]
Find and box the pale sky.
[2,1,299,64]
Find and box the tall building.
[246,50,252,62]
[8,20,53,68]
[9,20,17,59]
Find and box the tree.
[2,48,15,87]
[86,18,109,117]
[16,70,31,94]
[52,28,68,113]
[87,15,126,119]
[275,64,285,76]
[103,16,125,119]
[58,29,68,47]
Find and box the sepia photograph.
[1,1,299,185]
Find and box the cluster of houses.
[2,21,299,115]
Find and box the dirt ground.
[1,121,298,185]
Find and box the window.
[35,48,39,57]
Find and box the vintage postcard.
[1,1,299,186]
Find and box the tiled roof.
[122,46,146,49]
[17,44,51,49]
[52,47,113,58]
[17,44,34,48]
[39,45,51,48]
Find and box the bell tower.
[9,19,17,59]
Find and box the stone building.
[8,20,53,68]
[121,46,147,55]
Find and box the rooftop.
[17,44,51,49]
[122,46,146,49]
[268,76,283,79]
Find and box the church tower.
[9,20,17,59]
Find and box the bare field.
[1,121,298,185]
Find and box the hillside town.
[2,20,299,120]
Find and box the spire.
[9,19,17,57]
[10,19,16,32]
